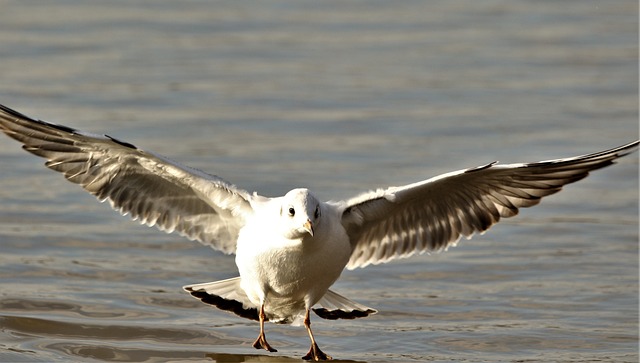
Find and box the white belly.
[235,222,351,323]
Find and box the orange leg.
[302,309,332,361]
[252,304,277,352]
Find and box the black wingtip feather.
[0,103,79,134]
[465,161,498,173]
[0,103,35,122]
[106,135,138,150]
[312,307,377,320]
[185,288,259,321]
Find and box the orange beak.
[303,219,314,237]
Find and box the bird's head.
[280,188,322,240]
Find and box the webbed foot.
[302,341,332,361]
[252,333,277,352]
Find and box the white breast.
[234,202,351,322]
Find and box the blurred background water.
[0,1,638,362]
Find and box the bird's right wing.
[0,104,254,254]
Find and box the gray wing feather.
[0,104,253,254]
[341,141,639,269]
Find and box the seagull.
[0,103,637,361]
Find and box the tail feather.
[313,289,377,320]
[184,279,377,322]
[183,277,259,321]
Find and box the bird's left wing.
[338,141,639,269]
[0,104,253,254]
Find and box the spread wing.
[0,104,254,254]
[339,141,639,269]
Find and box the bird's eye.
[288,207,295,217]
[314,206,320,219]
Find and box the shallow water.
[0,1,638,362]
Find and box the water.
[0,1,638,362]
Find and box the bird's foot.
[302,342,332,361]
[252,334,277,352]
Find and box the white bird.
[0,103,637,361]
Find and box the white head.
[279,188,322,240]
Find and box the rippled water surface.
[0,1,638,362]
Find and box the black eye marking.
[314,206,320,219]
[288,207,295,217]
